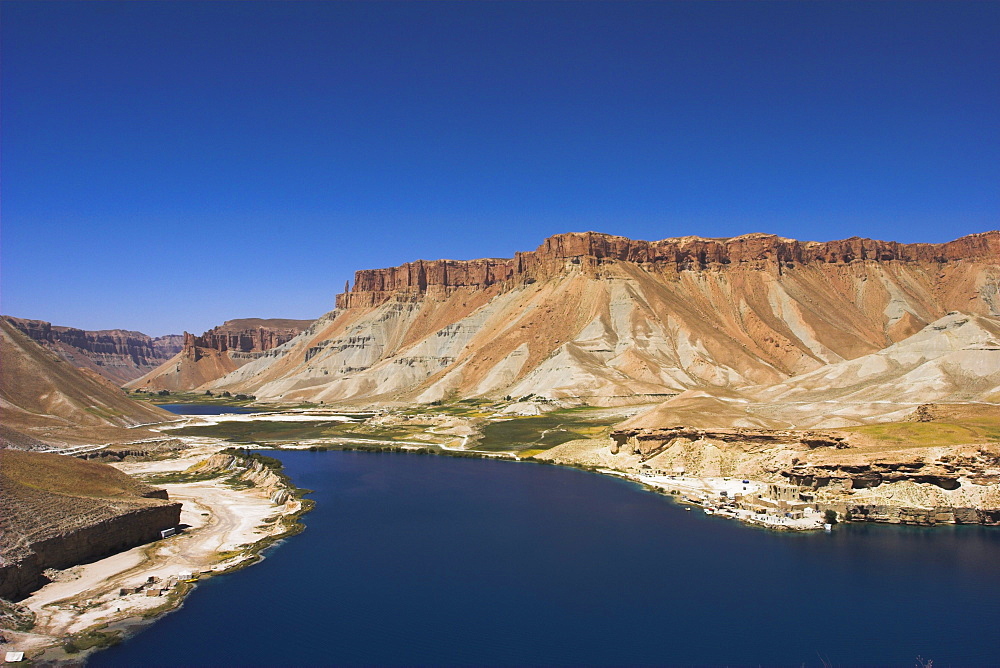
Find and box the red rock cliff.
[337,230,1000,308]
[183,318,314,355]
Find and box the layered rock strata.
[205,230,999,406]
[191,319,314,353]
[0,319,173,447]
[2,316,183,385]
[338,231,1000,308]
[580,424,1000,527]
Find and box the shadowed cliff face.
[198,231,1000,406]
[0,450,181,600]
[2,316,183,385]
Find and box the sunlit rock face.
[200,230,1000,407]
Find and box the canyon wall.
[189,318,314,354]
[2,316,183,385]
[207,230,999,406]
[0,319,174,447]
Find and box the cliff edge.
[0,450,181,601]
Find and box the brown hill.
[0,318,173,447]
[202,230,1000,405]
[3,316,183,384]
[126,318,315,392]
[0,449,181,600]
[619,312,1000,430]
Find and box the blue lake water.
[91,451,1000,667]
[158,404,263,415]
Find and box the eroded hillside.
[126,318,315,392]
[0,450,181,600]
[0,319,174,447]
[202,230,999,405]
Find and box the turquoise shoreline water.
[91,451,1000,667]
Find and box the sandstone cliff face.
[338,231,1000,308]
[207,231,999,406]
[2,316,183,385]
[126,318,314,392]
[192,319,314,353]
[0,450,182,600]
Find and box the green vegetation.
[138,470,223,485]
[401,397,498,418]
[220,447,284,469]
[167,404,622,453]
[169,418,444,445]
[824,509,838,525]
[83,405,123,420]
[0,599,35,631]
[476,408,622,452]
[63,627,123,654]
[843,418,1000,448]
[126,389,263,408]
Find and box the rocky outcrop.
[841,504,1000,526]
[783,443,1000,491]
[0,450,182,601]
[192,452,294,505]
[338,231,1000,308]
[2,316,183,385]
[593,423,1000,527]
[127,319,314,392]
[0,503,182,601]
[610,426,847,460]
[188,318,313,354]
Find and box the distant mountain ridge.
[126,318,315,392]
[2,316,183,384]
[196,230,999,409]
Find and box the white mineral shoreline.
[596,469,826,531]
[4,441,307,664]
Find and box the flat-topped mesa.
[336,230,1000,309]
[182,319,314,356]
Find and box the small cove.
[90,450,1000,666]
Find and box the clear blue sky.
[2,1,998,336]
